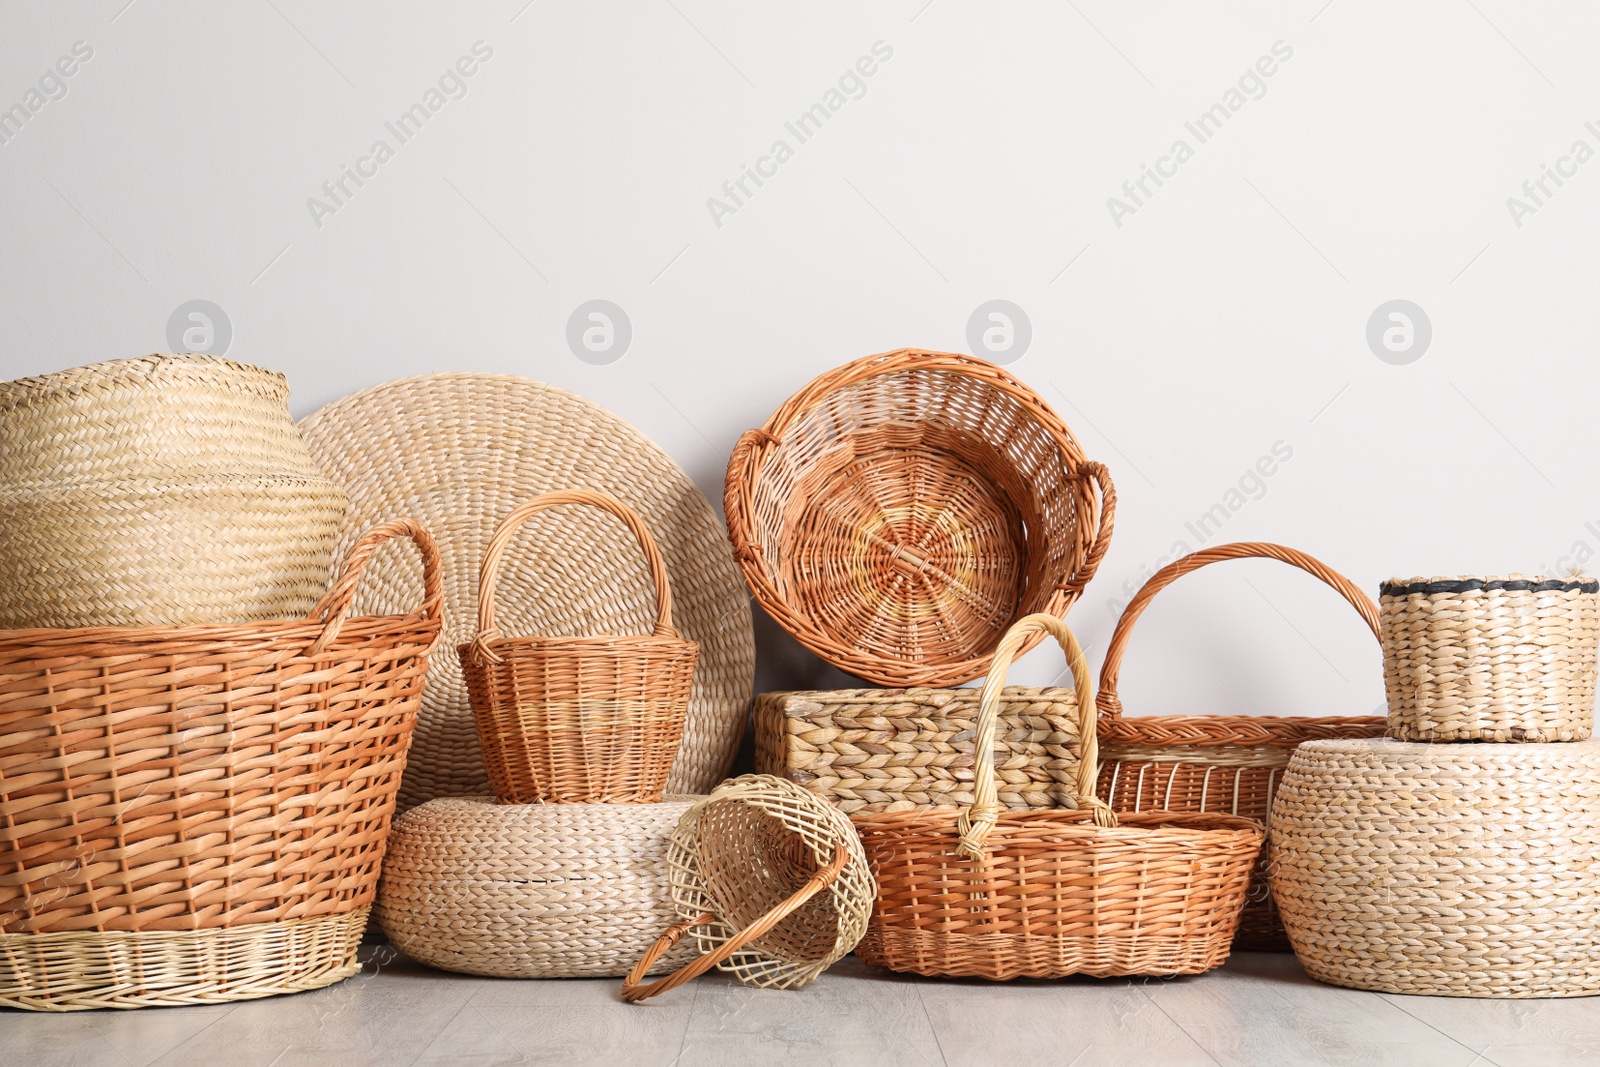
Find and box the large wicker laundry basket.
[1094,542,1386,951]
[854,614,1264,980]
[725,349,1114,687]
[1381,575,1599,742]
[0,520,441,1011]
[0,354,347,628]
[376,796,703,979]
[1272,737,1600,998]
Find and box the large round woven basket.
[375,796,703,979]
[1381,575,1599,742]
[298,373,755,808]
[0,520,441,1011]
[1272,737,1600,998]
[0,355,347,628]
[1094,542,1386,952]
[725,349,1114,688]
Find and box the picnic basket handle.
[305,519,445,657]
[470,490,677,665]
[1055,461,1116,599]
[620,843,850,1004]
[958,613,1115,859]
[1095,542,1381,722]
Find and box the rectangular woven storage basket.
[0,520,441,1011]
[753,687,1084,814]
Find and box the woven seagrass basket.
[854,613,1264,980]
[1094,542,1386,952]
[1381,575,1599,742]
[621,775,875,1002]
[0,520,441,1011]
[1272,737,1600,998]
[0,354,347,628]
[376,796,704,979]
[725,349,1114,688]
[460,490,699,804]
[753,687,1084,814]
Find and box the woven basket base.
[0,908,368,1011]
[856,928,1233,980]
[1297,945,1600,999]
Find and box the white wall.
[5,1,1596,719]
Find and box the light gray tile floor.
[2,946,1594,1066]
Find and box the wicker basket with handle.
[1094,542,1386,951]
[460,490,700,804]
[853,613,1264,980]
[1381,575,1598,742]
[0,519,442,1011]
[725,349,1114,688]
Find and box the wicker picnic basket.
[460,490,699,804]
[1094,542,1386,951]
[0,520,442,1011]
[853,613,1264,980]
[1272,737,1600,997]
[375,796,704,978]
[621,775,875,1001]
[1381,575,1599,742]
[724,349,1114,687]
[0,354,347,628]
[753,687,1085,814]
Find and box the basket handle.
[958,613,1115,859]
[620,842,849,1004]
[1054,460,1116,598]
[1095,542,1381,722]
[470,489,678,665]
[304,519,445,657]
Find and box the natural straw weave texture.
[725,349,1114,688]
[854,613,1264,980]
[0,354,347,628]
[0,520,442,1011]
[753,687,1084,814]
[1094,542,1385,951]
[375,796,703,979]
[461,490,699,803]
[298,374,754,808]
[1272,737,1600,998]
[621,775,874,1001]
[1381,575,1599,742]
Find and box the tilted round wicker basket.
[725,349,1114,688]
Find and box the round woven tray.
[375,796,703,979]
[299,373,754,807]
[1272,737,1600,998]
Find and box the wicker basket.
[0,354,348,628]
[724,349,1114,688]
[0,520,442,1011]
[460,490,699,804]
[1094,542,1386,951]
[753,686,1084,814]
[854,613,1264,980]
[375,796,704,979]
[621,775,875,1002]
[1272,737,1600,998]
[1381,575,1599,742]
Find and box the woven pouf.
[375,797,703,979]
[1272,737,1600,998]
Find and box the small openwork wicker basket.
[1094,542,1386,951]
[853,613,1264,980]
[0,520,442,1011]
[1381,575,1599,742]
[1272,737,1600,998]
[724,349,1114,687]
[460,490,699,804]
[621,775,875,1002]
